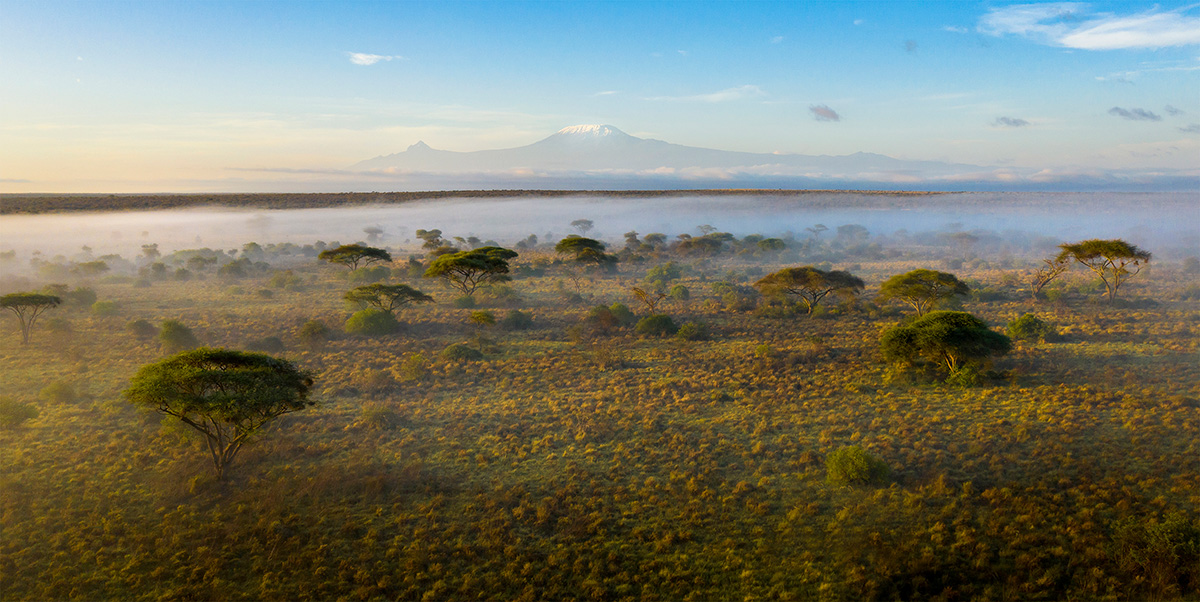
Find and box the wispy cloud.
[1179,123,1200,133]
[593,90,619,96]
[943,26,968,34]
[809,105,841,122]
[1109,106,1162,121]
[980,3,1200,49]
[647,85,767,103]
[1164,105,1185,116]
[347,52,405,66]
[993,117,1031,127]
[770,36,785,44]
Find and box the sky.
[1,0,1197,193]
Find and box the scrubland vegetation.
[1,210,1198,601]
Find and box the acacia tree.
[570,219,594,235]
[556,236,618,287]
[317,244,392,271]
[1057,239,1152,301]
[880,311,1012,375]
[125,348,315,479]
[754,266,864,315]
[424,246,518,297]
[878,269,970,316]
[344,283,433,315]
[1029,257,1069,300]
[1,293,62,344]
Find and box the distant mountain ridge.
[350,124,981,178]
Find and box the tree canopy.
[125,348,315,479]
[754,267,864,315]
[344,283,433,315]
[317,244,392,271]
[1057,239,1152,301]
[878,269,970,316]
[880,310,1012,375]
[556,236,618,272]
[1,293,62,344]
[424,246,518,296]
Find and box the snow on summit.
[553,124,628,138]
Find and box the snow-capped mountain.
[349,125,983,180]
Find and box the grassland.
[1,225,1197,601]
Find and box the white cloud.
[980,3,1200,49]
[770,36,785,44]
[647,85,767,102]
[593,90,619,96]
[347,52,405,66]
[943,26,968,34]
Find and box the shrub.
[442,343,483,361]
[297,320,330,347]
[39,381,77,404]
[676,321,709,341]
[452,295,477,309]
[669,284,690,301]
[268,269,302,289]
[635,314,678,337]
[91,300,118,317]
[0,397,39,429]
[246,336,285,353]
[469,310,496,326]
[500,310,534,330]
[255,289,274,299]
[585,305,619,332]
[1007,313,1055,343]
[159,320,200,353]
[126,319,158,340]
[399,353,429,381]
[608,303,636,325]
[358,404,403,431]
[345,308,400,336]
[825,446,891,486]
[348,266,390,284]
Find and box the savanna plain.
[1,191,1198,601]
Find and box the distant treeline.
[0,189,947,215]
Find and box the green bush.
[676,321,708,341]
[90,300,118,317]
[297,320,330,347]
[441,343,483,361]
[1007,313,1055,342]
[399,353,429,381]
[0,397,39,429]
[159,320,200,353]
[669,284,690,301]
[452,295,477,308]
[126,318,158,340]
[635,314,678,337]
[39,381,77,405]
[608,303,636,325]
[500,310,534,330]
[469,310,496,326]
[358,404,403,431]
[246,336,285,353]
[348,266,390,284]
[345,308,400,336]
[825,446,891,485]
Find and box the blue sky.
[1,1,1197,192]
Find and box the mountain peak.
[407,141,433,151]
[553,124,630,138]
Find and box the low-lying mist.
[1,192,1195,265]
